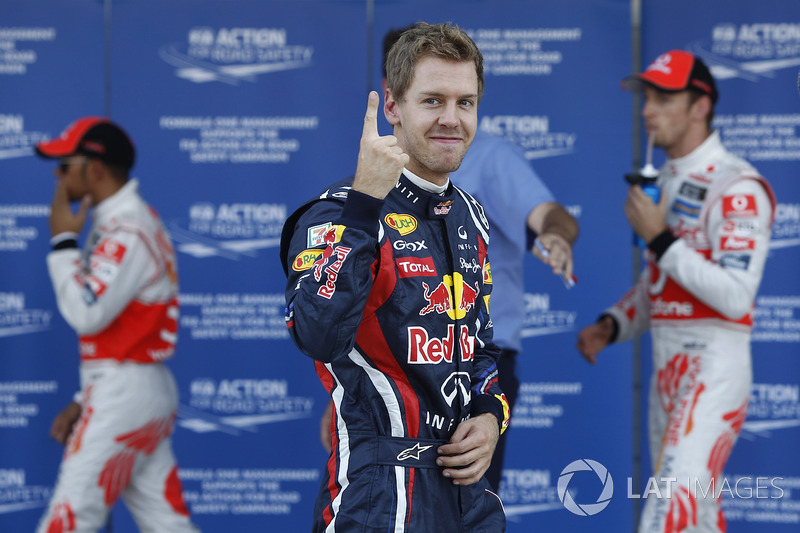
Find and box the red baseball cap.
[622,50,718,104]
[35,117,136,169]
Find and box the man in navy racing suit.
[280,22,509,533]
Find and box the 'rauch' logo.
[557,459,614,516]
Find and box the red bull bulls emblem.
[434,200,453,215]
[312,227,351,299]
[385,213,418,236]
[420,272,480,320]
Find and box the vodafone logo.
[722,194,758,218]
[96,238,126,264]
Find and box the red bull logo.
[385,213,418,236]
[312,227,344,281]
[407,324,474,364]
[434,200,453,215]
[311,227,351,299]
[315,245,351,299]
[419,273,480,319]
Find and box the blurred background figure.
[35,117,199,533]
[577,51,776,532]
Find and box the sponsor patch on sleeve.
[720,254,752,270]
[722,194,758,218]
[94,238,126,264]
[292,249,324,271]
[307,223,333,247]
[720,236,755,251]
[721,219,759,236]
[482,260,493,285]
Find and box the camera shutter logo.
[557,459,614,516]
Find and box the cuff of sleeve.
[525,228,538,252]
[471,394,507,434]
[72,390,83,405]
[51,232,79,250]
[647,229,677,261]
[598,313,619,343]
[336,190,384,235]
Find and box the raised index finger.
[362,90,380,140]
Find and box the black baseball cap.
[622,50,718,104]
[35,117,136,169]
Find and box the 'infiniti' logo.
[441,372,471,407]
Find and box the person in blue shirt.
[451,129,578,491]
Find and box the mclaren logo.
[160,26,313,85]
[397,442,433,462]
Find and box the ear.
[85,158,103,180]
[691,94,711,123]
[384,88,400,126]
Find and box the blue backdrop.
[0,1,797,532]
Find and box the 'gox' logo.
[397,443,433,461]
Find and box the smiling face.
[384,55,479,186]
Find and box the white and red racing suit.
[38,179,198,532]
[603,131,775,533]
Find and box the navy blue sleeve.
[283,193,383,362]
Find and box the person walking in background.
[35,117,199,532]
[281,22,509,532]
[577,51,775,532]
